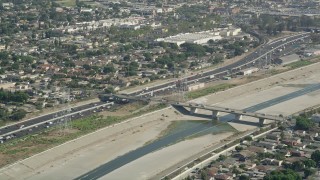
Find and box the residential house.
[252,141,276,150]
[247,146,267,153]
[291,150,305,157]
[207,167,219,177]
[282,137,301,146]
[277,149,291,157]
[266,133,281,141]
[261,158,283,166]
[214,173,232,180]
[294,130,306,137]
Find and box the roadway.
[0,101,114,142]
[128,32,310,97]
[174,102,284,121]
[111,95,285,121]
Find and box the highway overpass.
[109,94,285,126]
[173,102,285,126]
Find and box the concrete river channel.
[75,83,320,180]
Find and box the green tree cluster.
[181,43,206,57]
[264,169,301,180]
[295,116,314,130]
[311,150,320,164]
[0,89,29,104]
[0,108,27,121]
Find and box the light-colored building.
[188,83,205,91]
[156,27,242,46]
[156,31,222,46]
[238,67,259,76]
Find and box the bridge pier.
[190,107,198,115]
[259,118,265,127]
[212,110,220,121]
[235,114,243,121]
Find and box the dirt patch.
[99,102,148,117]
[46,128,79,138]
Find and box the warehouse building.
[156,27,242,46]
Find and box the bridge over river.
[109,94,286,126]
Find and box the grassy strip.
[55,0,76,7]
[186,83,236,99]
[285,60,313,69]
[72,103,167,133]
[0,103,167,167]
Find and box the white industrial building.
[156,27,242,46]
[156,32,222,46]
[187,83,205,91]
[238,67,259,76]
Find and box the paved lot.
[0,62,320,180]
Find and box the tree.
[103,64,116,74]
[244,136,253,141]
[0,108,9,120]
[235,146,244,152]
[304,168,316,178]
[217,155,226,161]
[10,109,27,121]
[0,89,29,104]
[200,171,207,180]
[123,55,131,61]
[264,169,301,180]
[208,39,215,44]
[311,150,320,164]
[304,159,316,168]
[239,164,246,169]
[295,116,313,130]
[83,64,91,70]
[143,52,153,61]
[311,33,320,43]
[180,43,206,57]
[239,175,250,180]
[104,86,115,94]
[291,161,304,171]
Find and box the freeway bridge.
[173,102,285,126]
[109,94,286,126]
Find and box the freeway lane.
[0,101,115,140]
[75,83,320,180]
[0,101,111,140]
[129,33,309,97]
